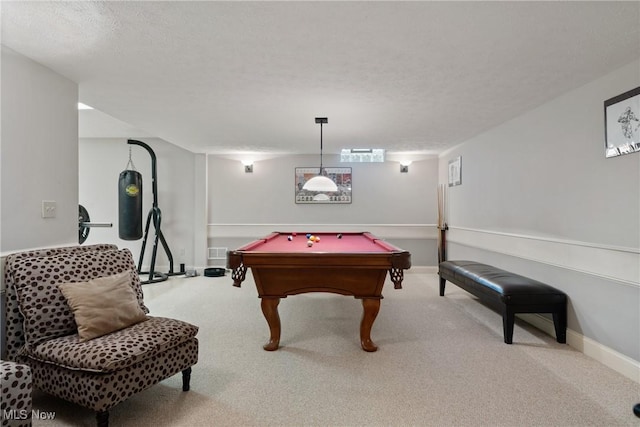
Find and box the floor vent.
[208,247,228,260]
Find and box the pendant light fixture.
[303,117,338,192]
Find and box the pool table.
[226,231,411,352]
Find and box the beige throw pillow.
[58,271,148,342]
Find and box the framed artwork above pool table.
[295,167,352,204]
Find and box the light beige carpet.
[32,270,639,426]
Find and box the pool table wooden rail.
[226,232,411,291]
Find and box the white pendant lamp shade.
[303,175,338,192]
[304,117,338,192]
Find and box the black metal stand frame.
[128,139,184,284]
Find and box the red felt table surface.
[238,232,397,253]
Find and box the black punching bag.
[118,170,143,240]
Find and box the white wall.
[1,46,79,357]
[439,60,640,375]
[79,138,202,271]
[1,46,78,252]
[207,154,440,266]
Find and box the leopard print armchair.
[3,244,199,427]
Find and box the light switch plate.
[42,200,57,218]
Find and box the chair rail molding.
[208,223,438,240]
[447,226,639,287]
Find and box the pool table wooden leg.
[261,297,281,351]
[360,298,381,352]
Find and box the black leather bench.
[439,260,567,344]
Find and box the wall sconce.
[400,161,411,173]
[242,161,253,173]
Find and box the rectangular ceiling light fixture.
[340,149,385,162]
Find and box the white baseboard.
[408,266,438,274]
[519,313,640,383]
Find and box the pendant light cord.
[319,121,324,174]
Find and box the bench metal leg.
[552,309,567,343]
[439,277,446,296]
[503,307,515,344]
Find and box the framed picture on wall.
[448,156,461,187]
[295,167,352,204]
[604,86,640,158]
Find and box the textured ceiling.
[2,1,639,156]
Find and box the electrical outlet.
[42,200,57,218]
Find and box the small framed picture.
[604,86,640,158]
[448,156,461,187]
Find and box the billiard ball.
[307,240,313,247]
[306,233,311,239]
[337,233,342,239]
[310,235,316,241]
[315,236,320,242]
[287,235,293,241]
